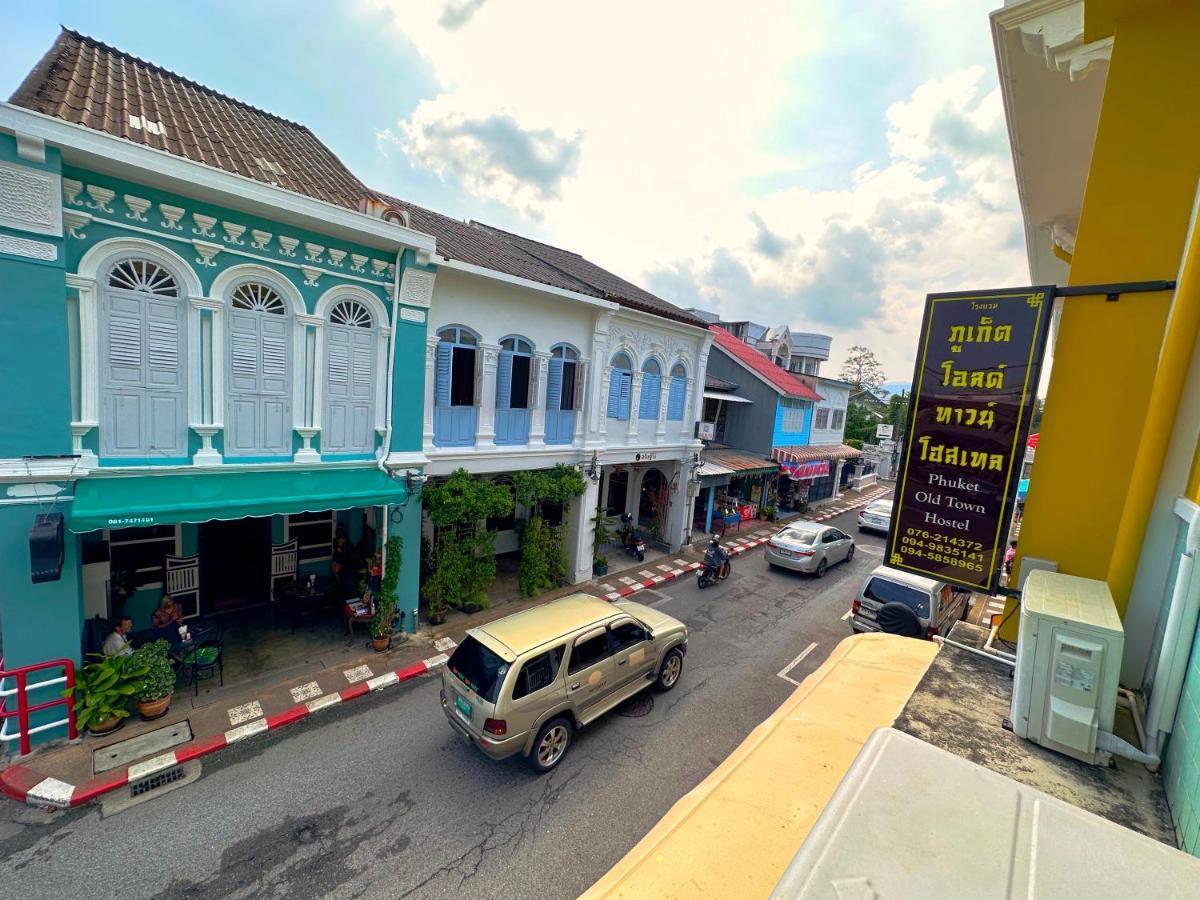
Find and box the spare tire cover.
[876,601,923,638]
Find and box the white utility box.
[1010,570,1124,764]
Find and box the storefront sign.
[634,452,657,462]
[886,286,1053,592]
[876,424,893,439]
[779,460,830,481]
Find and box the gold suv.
[440,593,688,772]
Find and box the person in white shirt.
[102,616,134,657]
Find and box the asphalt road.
[0,504,891,900]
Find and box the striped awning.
[772,444,864,464]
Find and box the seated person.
[152,594,185,631]
[102,616,134,657]
[704,536,728,569]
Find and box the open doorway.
[199,518,272,613]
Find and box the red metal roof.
[709,327,822,401]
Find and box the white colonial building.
[402,206,714,582]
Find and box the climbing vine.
[514,464,587,597]
[421,469,514,615]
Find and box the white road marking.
[638,569,655,579]
[306,693,341,713]
[343,664,374,684]
[777,642,819,686]
[433,637,458,653]
[227,700,263,726]
[225,719,269,744]
[289,681,322,703]
[673,558,690,566]
[656,563,673,572]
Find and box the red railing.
[0,656,77,757]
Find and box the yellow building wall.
[1005,2,1200,639]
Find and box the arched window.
[433,325,479,447]
[496,335,533,445]
[226,280,292,456]
[639,358,662,420]
[100,256,187,457]
[546,344,583,445]
[607,351,634,421]
[667,362,688,421]
[324,298,377,454]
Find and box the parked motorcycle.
[619,513,646,562]
[697,540,732,588]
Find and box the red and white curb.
[0,652,450,810]
[602,488,893,602]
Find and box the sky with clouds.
[1,0,1029,381]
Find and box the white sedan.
[857,499,893,534]
[764,521,855,577]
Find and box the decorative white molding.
[415,248,433,267]
[0,456,87,483]
[123,194,151,222]
[0,159,61,236]
[1051,217,1077,256]
[15,132,46,163]
[193,239,222,268]
[400,308,425,324]
[278,235,299,257]
[296,313,325,327]
[191,213,217,237]
[327,248,346,267]
[69,422,98,468]
[301,265,322,287]
[188,295,225,311]
[371,259,388,276]
[380,325,393,337]
[304,242,325,263]
[84,185,114,213]
[0,234,56,261]
[350,253,368,273]
[221,221,246,245]
[191,425,223,466]
[399,267,436,308]
[62,178,83,206]
[387,263,396,279]
[1015,2,1112,82]
[250,229,272,250]
[295,427,320,464]
[159,203,185,230]
[64,209,91,239]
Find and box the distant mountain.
[879,381,911,397]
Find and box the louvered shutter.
[327,329,350,400]
[573,361,586,411]
[229,312,260,393]
[667,376,686,420]
[640,373,661,419]
[546,358,564,412]
[496,350,513,410]
[618,372,632,420]
[435,344,452,407]
[351,331,374,401]
[607,370,623,419]
[145,299,185,452]
[473,348,483,407]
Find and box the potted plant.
[593,554,609,577]
[592,511,616,577]
[131,639,176,720]
[65,652,149,735]
[372,535,402,651]
[761,503,777,522]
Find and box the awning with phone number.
[68,466,408,533]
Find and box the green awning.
[68,467,409,533]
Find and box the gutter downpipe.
[377,248,405,574]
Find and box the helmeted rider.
[704,535,728,572]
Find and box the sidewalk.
[1,483,892,811]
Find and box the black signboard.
[885,286,1054,592]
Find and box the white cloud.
[357,0,1025,380]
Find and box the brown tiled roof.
[9,28,372,210]
[375,194,707,328]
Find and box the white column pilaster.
[656,377,670,441]
[626,371,643,441]
[530,350,550,446]
[568,476,602,584]
[478,343,500,446]
[423,336,438,453]
[833,458,845,500]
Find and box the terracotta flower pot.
[137,695,172,721]
[372,636,390,652]
[88,714,123,736]
[427,610,447,626]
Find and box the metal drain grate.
[130,765,186,798]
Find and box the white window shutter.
[573,361,586,411]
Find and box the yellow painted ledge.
[580,633,938,900]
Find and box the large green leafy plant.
[130,639,176,702]
[514,465,587,598]
[65,652,149,731]
[422,469,514,615]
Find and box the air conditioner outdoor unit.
[1009,570,1124,764]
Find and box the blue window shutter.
[547,358,564,411]
[608,371,623,418]
[618,372,632,420]
[668,376,686,420]
[435,344,452,407]
[496,350,513,410]
[639,373,660,419]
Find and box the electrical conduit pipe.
[376,248,405,578]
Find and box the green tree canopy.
[840,345,886,390]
